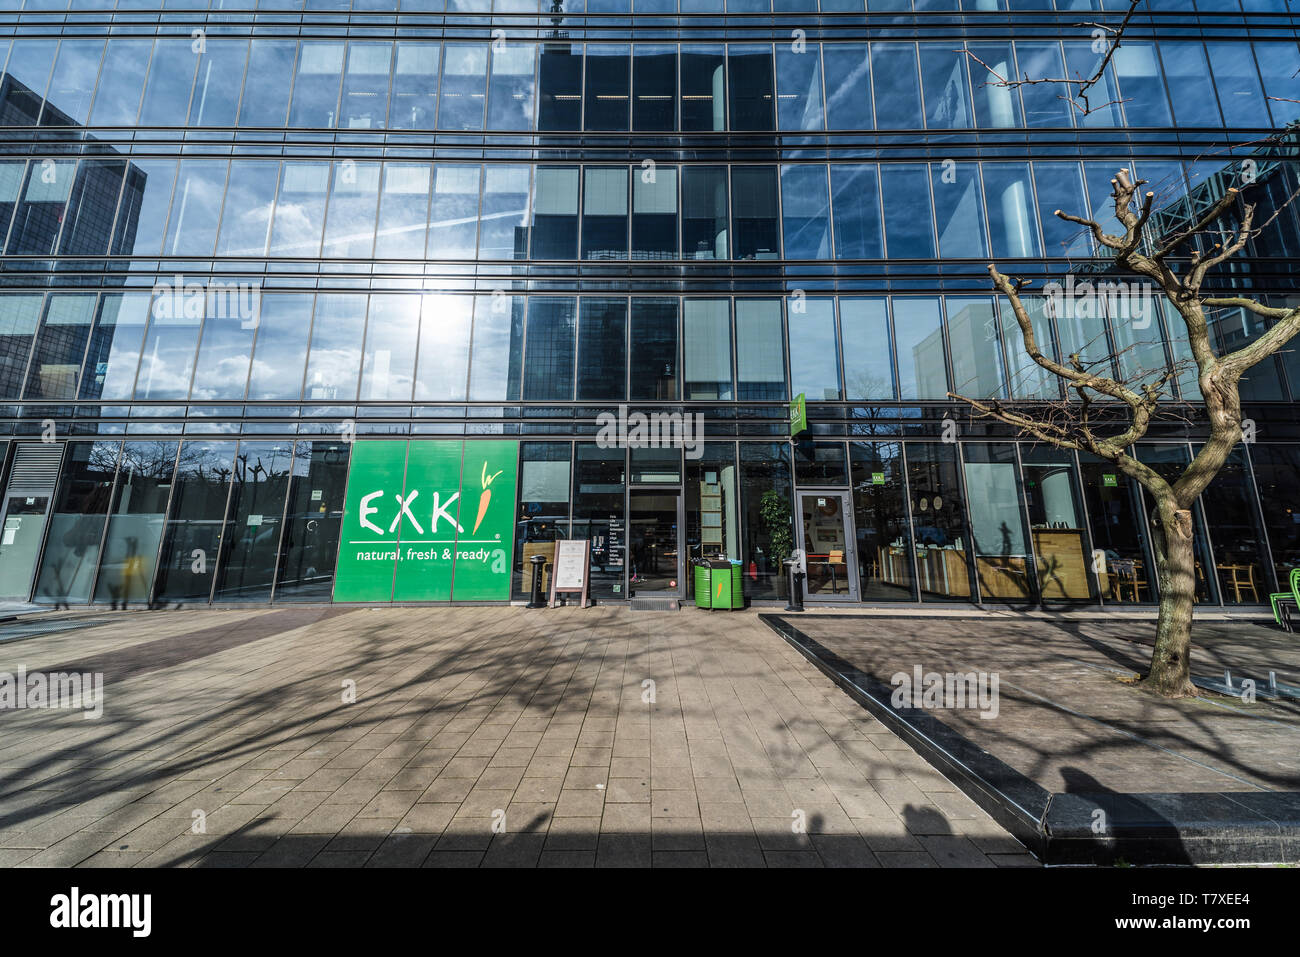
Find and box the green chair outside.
[1270,567,1300,632]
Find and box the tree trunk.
[1144,503,1197,697]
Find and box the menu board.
[550,539,591,607]
[607,516,625,568]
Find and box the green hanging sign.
[790,392,807,436]
[334,439,518,602]
[1102,473,1118,488]
[872,472,886,485]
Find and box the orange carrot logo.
[472,461,504,535]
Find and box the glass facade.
[0,2,1296,608]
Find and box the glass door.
[628,490,682,596]
[797,490,858,601]
[0,495,51,600]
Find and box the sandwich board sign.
[549,538,591,608]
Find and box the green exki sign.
[334,440,518,602]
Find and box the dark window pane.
[0,293,41,399]
[871,43,923,128]
[831,164,882,259]
[728,44,774,130]
[523,297,577,401]
[94,440,178,605]
[880,164,935,259]
[682,166,728,259]
[731,166,778,260]
[585,44,630,130]
[530,167,578,259]
[153,441,238,602]
[33,441,119,605]
[822,44,872,129]
[576,297,627,401]
[25,293,96,400]
[273,440,349,601]
[581,167,628,259]
[629,298,678,400]
[681,45,725,131]
[538,42,582,131]
[213,441,294,602]
[740,442,792,599]
[632,165,677,259]
[780,165,830,260]
[633,44,676,130]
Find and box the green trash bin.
[694,560,744,610]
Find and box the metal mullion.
[266,437,301,604]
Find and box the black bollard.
[784,560,805,613]
[527,554,548,608]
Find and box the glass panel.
[964,444,1033,601]
[781,165,831,260]
[487,42,535,130]
[24,293,96,400]
[1135,445,1216,603]
[968,42,1020,128]
[1052,276,1114,377]
[998,294,1061,400]
[776,42,824,131]
[1,39,57,126]
[217,160,278,257]
[33,441,119,605]
[893,297,947,400]
[390,41,439,129]
[79,292,150,401]
[246,293,313,400]
[632,44,676,131]
[359,294,419,401]
[947,296,1005,400]
[94,441,178,605]
[919,42,971,129]
[239,39,296,127]
[1159,42,1222,127]
[428,164,481,260]
[303,294,368,401]
[439,43,488,130]
[789,297,839,401]
[467,294,524,401]
[514,442,570,600]
[1252,445,1300,583]
[1062,42,1123,127]
[728,44,774,130]
[629,490,681,594]
[1201,449,1271,604]
[0,293,41,399]
[289,41,344,127]
[274,440,350,601]
[799,492,852,597]
[581,167,629,260]
[1032,161,1090,258]
[909,442,973,601]
[55,159,125,256]
[269,162,329,257]
[840,298,893,401]
[1021,446,1093,600]
[88,38,151,125]
[680,44,725,132]
[0,493,49,600]
[189,39,246,127]
[629,298,678,401]
[153,441,237,602]
[931,162,988,259]
[0,161,23,243]
[880,164,935,258]
[212,441,293,601]
[139,38,198,126]
[162,160,227,257]
[982,162,1040,258]
[871,42,923,128]
[479,165,530,260]
[585,44,630,130]
[537,41,582,131]
[113,159,177,257]
[822,43,871,130]
[682,166,728,259]
[7,159,76,255]
[1204,42,1269,128]
[851,441,914,600]
[414,294,472,401]
[684,299,732,400]
[731,166,778,260]
[576,297,627,401]
[1015,41,1073,127]
[322,161,380,258]
[1078,453,1155,603]
[522,297,577,401]
[632,166,677,259]
[135,292,202,401]
[530,166,578,259]
[736,299,785,401]
[571,443,625,599]
[42,39,103,126]
[1113,42,1172,126]
[740,442,793,600]
[830,164,882,260]
[340,42,392,129]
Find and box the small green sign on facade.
[334,439,518,602]
[871,472,886,486]
[1102,473,1118,488]
[790,392,807,436]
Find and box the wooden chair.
[1217,563,1259,604]
[1110,559,1149,603]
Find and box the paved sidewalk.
[0,606,1031,868]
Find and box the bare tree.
[951,167,1300,697]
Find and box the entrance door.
[0,495,51,600]
[797,490,858,601]
[628,490,682,596]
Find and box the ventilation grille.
[5,443,64,497]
